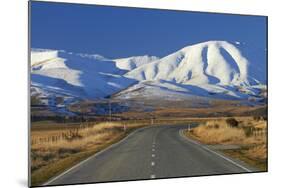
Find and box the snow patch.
[31,49,58,66]
[114,55,159,71]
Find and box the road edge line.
[43,126,152,186]
[179,129,252,172]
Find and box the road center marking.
[151,161,155,166]
[150,174,156,179]
[152,154,155,157]
[152,148,155,152]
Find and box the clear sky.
[30,1,267,62]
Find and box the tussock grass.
[31,121,143,186]
[192,120,246,144]
[245,144,267,161]
[186,117,267,170]
[32,122,127,149]
[191,118,267,145]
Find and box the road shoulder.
[179,129,258,172]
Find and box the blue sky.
[31,1,267,62]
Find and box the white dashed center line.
[150,140,157,179]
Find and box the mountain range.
[30,41,267,104]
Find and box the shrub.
[214,124,219,129]
[226,118,239,128]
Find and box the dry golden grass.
[192,120,246,144]
[31,121,143,186]
[32,122,126,149]
[245,144,267,161]
[186,117,267,170]
[191,118,267,145]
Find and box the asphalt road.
[45,125,256,186]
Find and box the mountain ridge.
[30,41,266,102]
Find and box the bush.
[226,118,239,128]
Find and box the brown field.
[185,117,267,170]
[115,105,267,119]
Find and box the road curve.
[45,125,256,186]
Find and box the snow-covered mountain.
[31,49,136,99]
[30,41,266,103]
[126,41,260,86]
[114,56,159,71]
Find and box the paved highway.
[44,125,255,186]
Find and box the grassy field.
[30,121,147,186]
[184,117,267,170]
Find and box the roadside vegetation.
[184,117,267,170]
[30,121,144,186]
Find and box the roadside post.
[123,124,127,132]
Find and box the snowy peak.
[114,55,159,71]
[126,41,254,86]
